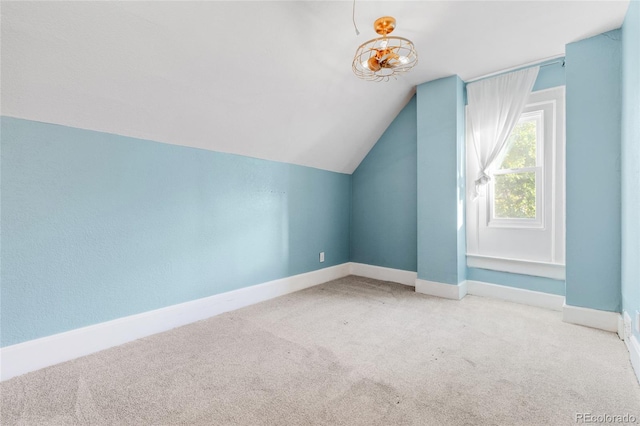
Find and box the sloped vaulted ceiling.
[1,1,629,174]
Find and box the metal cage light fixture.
[352,16,418,82]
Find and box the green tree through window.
[493,118,538,219]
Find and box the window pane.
[494,172,536,219]
[498,119,537,169]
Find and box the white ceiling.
[1,1,629,174]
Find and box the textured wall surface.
[622,0,640,338]
[565,30,622,312]
[417,76,466,285]
[350,96,417,272]
[0,117,351,347]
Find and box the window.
[489,111,543,227]
[466,87,565,279]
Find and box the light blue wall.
[2,27,629,350]
[466,269,565,296]
[350,96,417,272]
[622,0,640,339]
[565,30,622,312]
[417,76,466,285]
[0,117,351,347]
[351,62,565,291]
[532,59,566,92]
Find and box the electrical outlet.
[624,312,632,340]
[319,252,325,263]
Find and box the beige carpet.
[2,275,639,425]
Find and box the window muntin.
[489,110,543,227]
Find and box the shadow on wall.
[350,96,418,272]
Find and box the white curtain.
[467,66,539,198]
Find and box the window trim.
[465,86,566,277]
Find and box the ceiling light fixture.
[352,16,418,82]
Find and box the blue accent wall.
[350,96,417,272]
[0,117,351,347]
[565,30,622,312]
[417,76,466,285]
[622,0,640,339]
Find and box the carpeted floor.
[2,275,639,425]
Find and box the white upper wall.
[1,1,628,174]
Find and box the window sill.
[466,254,565,280]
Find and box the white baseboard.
[415,279,467,300]
[467,280,564,311]
[622,311,640,384]
[0,263,350,382]
[349,263,417,286]
[562,303,621,332]
[625,333,640,385]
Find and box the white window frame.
[466,86,565,279]
[488,110,544,229]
